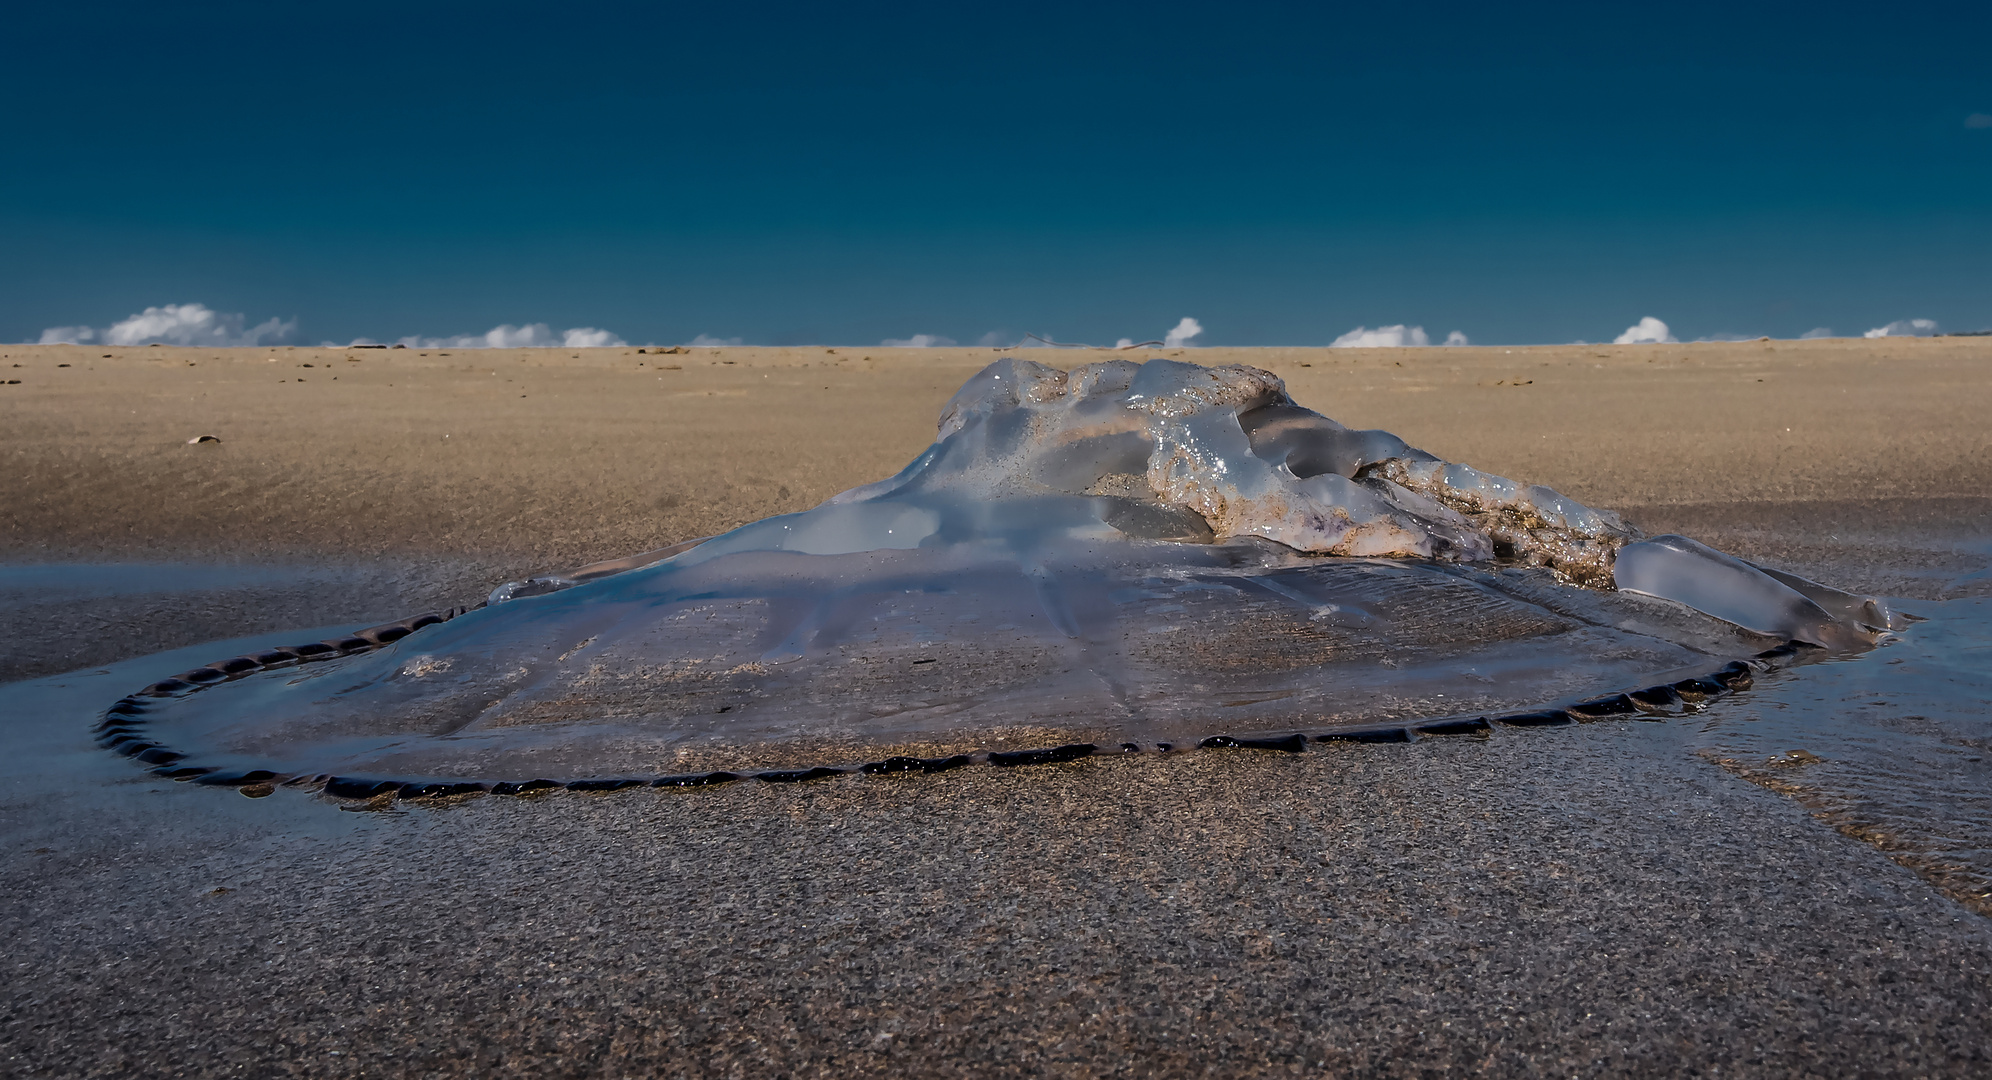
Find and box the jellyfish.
[97,358,1898,795]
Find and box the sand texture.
[3,338,1991,1076]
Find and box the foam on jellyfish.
[102,359,1898,787]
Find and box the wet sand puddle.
[1689,597,1992,916]
[0,559,487,685]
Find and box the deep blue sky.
[4,0,1989,346]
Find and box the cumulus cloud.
[392,323,627,349]
[1799,327,1835,339]
[39,302,296,347]
[560,327,625,348]
[1864,318,1939,338]
[689,333,743,347]
[1442,330,1470,346]
[1163,317,1203,348]
[462,324,558,348]
[881,333,957,347]
[1331,324,1430,348]
[1967,113,1992,129]
[1612,317,1676,345]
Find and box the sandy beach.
[4,338,1991,1075]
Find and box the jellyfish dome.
[98,359,1898,794]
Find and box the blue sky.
[4,0,1989,347]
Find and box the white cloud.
[1331,324,1430,348]
[1799,327,1835,339]
[1864,318,1938,338]
[1163,317,1204,348]
[561,327,626,348]
[478,324,557,348]
[393,323,627,349]
[1113,337,1135,349]
[1967,113,1992,129]
[1612,317,1676,345]
[881,333,957,347]
[39,302,296,347]
[689,333,743,347]
[1442,330,1470,347]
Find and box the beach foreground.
[4,339,1990,1075]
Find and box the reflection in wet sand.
[1694,598,1992,915]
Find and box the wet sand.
[4,338,1991,1075]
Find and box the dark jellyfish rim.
[92,602,1821,805]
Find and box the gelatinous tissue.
[102,359,1900,788]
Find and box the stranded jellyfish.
[98,359,1899,796]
